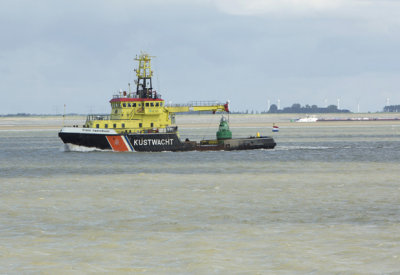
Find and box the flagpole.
[63,104,66,127]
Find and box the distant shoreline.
[1,113,400,131]
[2,111,399,118]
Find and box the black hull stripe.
[59,132,276,152]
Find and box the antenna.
[277,99,280,110]
[227,100,230,122]
[63,104,66,127]
[154,57,161,94]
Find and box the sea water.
[0,120,400,273]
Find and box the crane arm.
[165,101,229,114]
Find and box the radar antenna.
[134,51,156,99]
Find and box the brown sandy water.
[0,115,399,273]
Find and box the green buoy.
[216,116,232,140]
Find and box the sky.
[1,0,400,114]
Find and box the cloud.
[214,0,349,15]
[1,0,400,113]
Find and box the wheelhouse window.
[122,123,125,128]
[156,102,159,107]
[145,102,149,107]
[150,123,154,127]
[133,103,136,107]
[150,103,154,107]
[105,124,108,128]
[96,124,99,128]
[113,124,117,128]
[123,103,126,107]
[128,103,131,107]
[139,123,142,128]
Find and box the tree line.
[268,103,351,113]
[383,105,400,112]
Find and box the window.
[139,103,142,107]
[96,124,99,128]
[156,102,159,107]
[123,103,126,107]
[115,110,118,114]
[150,103,154,107]
[122,123,125,128]
[139,123,142,128]
[133,103,136,107]
[113,124,117,128]
[151,123,154,127]
[160,102,163,106]
[145,102,149,107]
[128,103,131,107]
[105,124,108,128]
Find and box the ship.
[58,52,276,152]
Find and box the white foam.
[276,145,332,151]
[0,129,57,132]
[61,143,111,152]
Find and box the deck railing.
[169,101,222,107]
[86,114,111,122]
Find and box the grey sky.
[1,0,399,114]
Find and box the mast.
[134,52,155,99]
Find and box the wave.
[0,129,57,132]
[61,144,112,152]
[276,145,332,151]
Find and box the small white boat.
[296,116,318,123]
